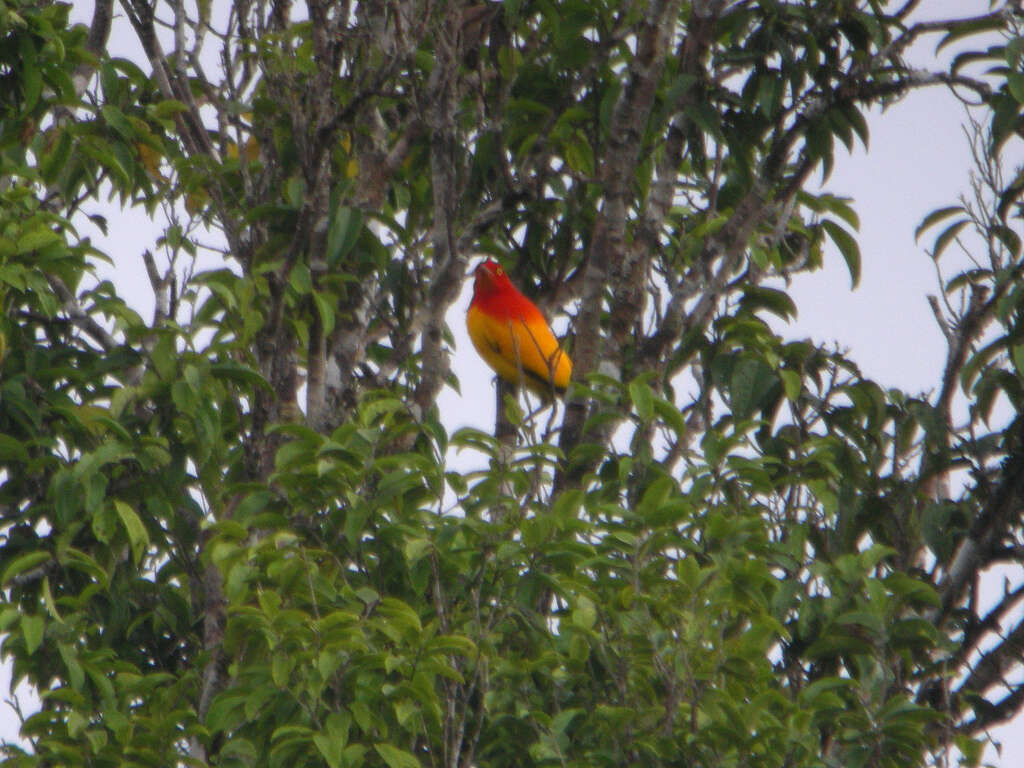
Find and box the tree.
[1,0,1023,765]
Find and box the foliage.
[1,0,1023,766]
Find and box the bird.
[466,259,572,399]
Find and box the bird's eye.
[496,267,503,275]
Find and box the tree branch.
[413,3,466,421]
[73,0,113,97]
[557,0,683,483]
[47,274,118,353]
[931,417,1024,623]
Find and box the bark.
[558,0,684,484]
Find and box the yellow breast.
[466,304,571,396]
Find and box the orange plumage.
[466,260,572,398]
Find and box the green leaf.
[1008,72,1024,104]
[394,699,419,729]
[1007,37,1024,68]
[115,500,149,565]
[101,104,134,140]
[19,36,41,110]
[564,131,594,175]
[426,634,477,656]
[551,707,584,736]
[821,219,860,288]
[1011,343,1024,379]
[955,733,985,768]
[376,597,423,636]
[991,223,1022,258]
[637,476,674,520]
[914,205,964,242]
[311,733,344,768]
[80,136,131,188]
[571,595,597,630]
[153,99,190,118]
[2,550,50,585]
[652,396,688,438]
[628,376,654,420]
[312,712,351,768]
[355,586,380,606]
[551,488,584,521]
[16,227,61,255]
[206,690,246,735]
[326,206,363,267]
[313,290,336,336]
[779,369,801,401]
[756,72,782,117]
[59,548,110,590]
[221,738,259,763]
[21,614,44,654]
[285,175,306,207]
[0,433,29,463]
[684,101,723,140]
[272,652,295,688]
[210,361,274,393]
[990,92,1022,153]
[930,218,969,260]
[729,355,775,421]
[150,333,177,381]
[936,14,1009,53]
[739,285,798,321]
[403,537,433,566]
[841,102,869,149]
[798,676,854,708]
[66,710,87,738]
[374,743,420,768]
[91,503,118,544]
[344,744,369,766]
[41,576,62,622]
[289,262,313,295]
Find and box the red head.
[471,259,515,300]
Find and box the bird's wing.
[510,314,569,394]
